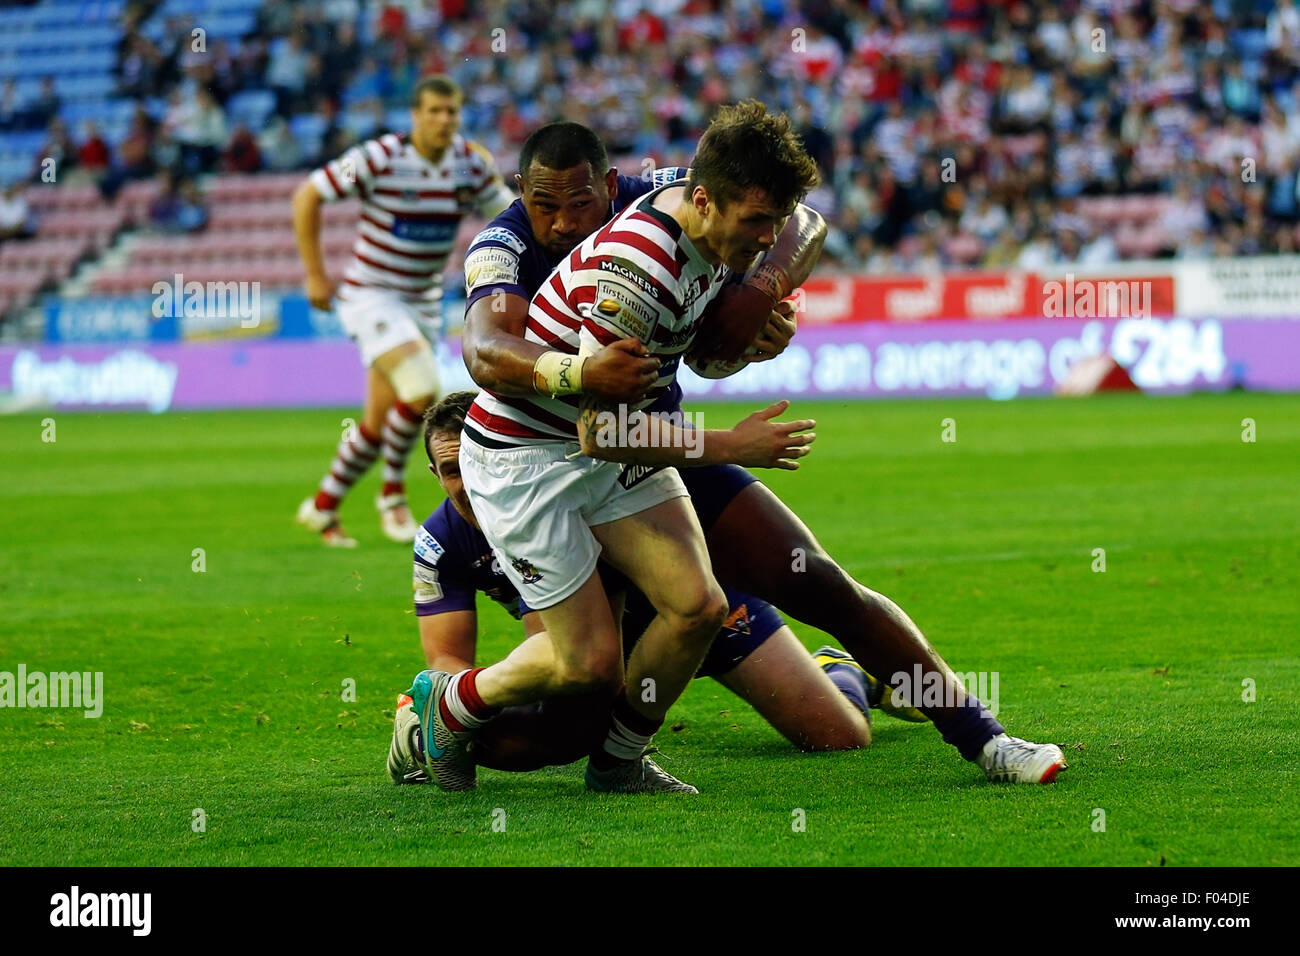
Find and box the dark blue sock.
[933,697,1004,762]
[825,665,871,719]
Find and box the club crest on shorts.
[722,604,751,635]
[510,556,543,584]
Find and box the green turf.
[1,393,1296,866]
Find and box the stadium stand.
[0,0,1298,329]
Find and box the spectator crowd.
[5,0,1300,268]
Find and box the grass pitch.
[1,393,1296,866]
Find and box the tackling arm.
[462,293,661,402]
[461,291,542,396]
[417,599,544,671]
[576,395,816,470]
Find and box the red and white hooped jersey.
[310,132,514,301]
[464,183,730,449]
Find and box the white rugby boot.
[297,496,358,548]
[387,694,430,785]
[585,751,699,794]
[377,493,418,543]
[978,733,1068,784]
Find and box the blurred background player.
[293,75,514,547]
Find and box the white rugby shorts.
[458,437,688,609]
[335,286,441,367]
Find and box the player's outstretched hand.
[727,399,815,470]
[305,273,336,310]
[584,338,661,403]
[748,300,797,363]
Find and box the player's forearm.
[427,650,474,672]
[292,182,328,278]
[577,404,719,467]
[463,298,580,397]
[418,612,477,671]
[464,326,552,396]
[747,203,827,301]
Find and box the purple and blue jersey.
[413,500,523,620]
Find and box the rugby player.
[387,391,889,784]
[452,114,1069,787]
[293,76,515,547]
[407,102,824,795]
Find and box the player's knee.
[556,645,622,696]
[658,580,726,639]
[387,351,440,406]
[797,715,871,752]
[846,717,872,750]
[803,548,858,596]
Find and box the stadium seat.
[1113,222,1143,258]
[227,90,277,131]
[943,233,984,266]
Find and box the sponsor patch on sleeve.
[470,226,527,255]
[652,166,688,186]
[593,278,658,341]
[414,527,446,565]
[465,245,521,291]
[413,561,444,603]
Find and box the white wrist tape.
[532,351,585,397]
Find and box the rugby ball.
[684,348,761,379]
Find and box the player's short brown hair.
[687,101,820,213]
[412,75,463,108]
[423,390,476,465]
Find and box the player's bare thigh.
[533,570,625,690]
[475,568,624,703]
[706,481,837,598]
[714,625,871,751]
[591,495,724,630]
